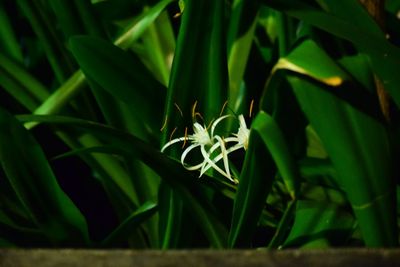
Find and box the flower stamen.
[182,127,188,149]
[219,100,228,116]
[160,115,168,131]
[174,102,184,117]
[169,127,178,142]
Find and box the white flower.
[199,115,250,180]
[161,114,250,184]
[232,114,250,150]
[161,115,237,183]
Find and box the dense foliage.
[0,0,400,248]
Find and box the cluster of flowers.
[161,114,250,184]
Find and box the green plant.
[0,0,399,248]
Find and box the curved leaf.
[289,76,397,247]
[69,36,166,138]
[229,116,275,248]
[100,202,157,247]
[0,108,90,246]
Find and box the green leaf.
[100,202,157,247]
[0,108,90,246]
[113,0,175,50]
[0,2,24,62]
[227,0,260,115]
[0,52,49,111]
[252,111,300,199]
[17,0,75,83]
[273,39,349,87]
[229,111,300,247]
[158,183,184,249]
[18,114,228,248]
[283,200,355,248]
[163,0,228,144]
[160,0,229,248]
[69,35,166,139]
[288,76,397,247]
[229,111,299,247]
[261,0,400,109]
[229,119,275,247]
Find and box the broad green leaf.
[283,200,355,248]
[314,0,383,39]
[229,111,300,247]
[229,118,275,248]
[0,108,90,246]
[298,158,338,189]
[305,125,328,158]
[252,111,300,199]
[337,54,374,93]
[273,39,349,86]
[259,71,308,159]
[163,0,228,144]
[69,35,166,139]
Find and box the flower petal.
[210,114,232,137]
[180,143,204,170]
[161,136,193,152]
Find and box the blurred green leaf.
[158,183,184,249]
[17,0,75,83]
[0,108,90,246]
[0,2,24,62]
[227,0,260,115]
[0,52,49,111]
[114,0,175,50]
[283,200,355,248]
[69,35,166,139]
[337,54,374,93]
[289,75,397,247]
[101,201,157,247]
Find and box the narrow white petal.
[214,135,231,181]
[200,144,237,183]
[161,136,193,152]
[211,114,232,137]
[181,143,204,170]
[200,138,238,176]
